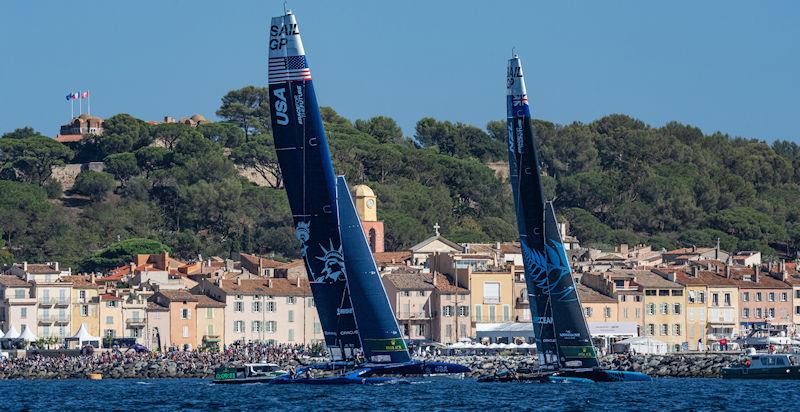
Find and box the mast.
[267,10,360,360]
[506,55,598,369]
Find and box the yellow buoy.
[89,373,103,380]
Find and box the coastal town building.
[730,266,792,334]
[409,228,464,267]
[0,275,36,337]
[5,262,74,341]
[382,271,435,342]
[635,271,686,352]
[195,295,225,350]
[581,270,644,335]
[352,184,385,253]
[63,275,101,337]
[56,113,104,144]
[149,290,199,350]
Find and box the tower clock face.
[367,199,375,208]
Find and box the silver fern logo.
[520,240,576,302]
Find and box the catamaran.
[265,10,468,384]
[497,54,650,383]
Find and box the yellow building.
[98,293,124,340]
[195,295,225,350]
[466,268,514,326]
[636,271,686,352]
[63,275,101,337]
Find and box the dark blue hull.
[272,360,469,385]
[478,369,651,383]
[271,368,404,385]
[363,361,471,376]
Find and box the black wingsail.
[506,55,598,369]
[267,11,360,361]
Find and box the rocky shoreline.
[0,353,740,380]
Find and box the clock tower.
[353,184,384,253]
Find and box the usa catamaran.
[265,10,468,384]
[494,54,651,383]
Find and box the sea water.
[2,376,798,411]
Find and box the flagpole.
[78,91,82,115]
[88,90,91,116]
[70,97,74,120]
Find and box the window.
[660,324,668,336]
[288,310,294,323]
[14,289,24,299]
[768,292,775,302]
[712,293,719,307]
[234,320,245,333]
[252,321,262,332]
[266,321,277,333]
[206,308,213,319]
[688,291,696,304]
[287,296,296,304]
[79,290,86,302]
[483,282,500,304]
[660,303,669,315]
[417,291,426,297]
[308,299,315,308]
[42,326,50,337]
[182,326,189,338]
[181,309,189,319]
[623,308,629,319]
[416,324,425,336]
[443,306,454,317]
[614,280,625,288]
[647,303,655,315]
[674,324,681,336]
[81,305,89,317]
[671,290,683,296]
[755,308,763,318]
[445,324,453,338]
[688,308,695,322]
[252,301,262,312]
[619,295,627,302]
[403,303,410,316]
[658,290,669,296]
[107,301,117,308]
[698,292,705,304]
[488,305,496,322]
[288,329,295,342]
[673,303,681,315]
[106,316,113,325]
[634,295,642,302]
[585,307,593,317]
[647,324,655,336]
[645,290,657,296]
[207,325,214,335]
[401,291,411,297]
[742,308,750,318]
[234,302,244,312]
[724,293,732,306]
[604,307,612,318]
[796,290,800,299]
[503,305,510,321]
[313,322,321,334]
[105,329,114,338]
[781,293,788,302]
[768,308,776,318]
[796,306,800,316]
[474,305,482,321]
[635,308,641,318]
[457,305,468,317]
[266,302,276,312]
[756,292,762,302]
[742,292,750,302]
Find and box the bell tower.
[352,184,384,253]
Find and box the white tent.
[0,328,5,339]
[65,323,102,349]
[4,325,20,339]
[19,325,38,342]
[612,336,668,355]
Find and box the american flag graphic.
[512,94,528,106]
[268,55,312,84]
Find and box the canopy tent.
[4,326,20,339]
[475,322,536,344]
[0,329,4,339]
[65,323,102,349]
[19,326,38,342]
[612,336,668,355]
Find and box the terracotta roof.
[373,251,412,264]
[147,302,169,311]
[0,275,29,287]
[195,295,225,308]
[382,272,435,291]
[632,271,682,288]
[60,275,98,288]
[218,277,311,297]
[157,289,199,302]
[55,134,84,143]
[577,284,616,304]
[20,263,60,274]
[279,259,304,269]
[99,293,122,301]
[499,243,521,254]
[429,273,469,295]
[455,254,492,260]
[653,269,740,287]
[240,253,288,269]
[664,247,714,255]
[729,267,790,289]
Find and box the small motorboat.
[722,353,800,379]
[212,363,288,384]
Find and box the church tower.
[353,184,384,253]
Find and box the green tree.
[354,116,404,143]
[197,122,246,148]
[216,86,271,137]
[0,130,74,184]
[73,170,116,202]
[96,114,152,156]
[152,123,200,150]
[82,238,171,272]
[104,152,140,186]
[230,134,282,188]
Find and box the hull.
[722,365,800,379]
[271,368,404,385]
[212,375,286,384]
[362,360,470,376]
[478,369,652,383]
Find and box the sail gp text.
[270,24,299,50]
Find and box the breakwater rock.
[437,353,740,378]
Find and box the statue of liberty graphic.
[295,221,310,257]
[313,239,346,283]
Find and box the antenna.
[512,47,517,58]
[284,1,288,14]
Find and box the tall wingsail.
[268,11,360,360]
[506,55,598,369]
[336,176,411,364]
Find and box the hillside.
[1,86,799,270]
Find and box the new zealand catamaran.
[265,10,468,384]
[499,55,651,383]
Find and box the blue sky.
[2,1,798,141]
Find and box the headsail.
[336,176,411,364]
[268,11,360,360]
[506,56,598,369]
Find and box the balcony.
[483,297,500,304]
[397,311,430,320]
[515,296,529,306]
[6,296,37,305]
[126,318,146,328]
[38,298,70,307]
[38,314,70,324]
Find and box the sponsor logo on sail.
[273,88,289,125]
